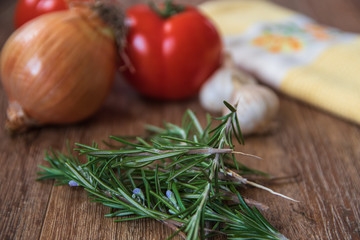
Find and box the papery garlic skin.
[199,67,234,113]
[0,7,117,131]
[199,57,256,113]
[200,52,279,135]
[224,84,279,135]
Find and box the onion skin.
[0,6,117,131]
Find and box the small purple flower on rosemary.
[68,180,78,187]
[166,190,173,199]
[132,188,145,203]
[133,188,141,194]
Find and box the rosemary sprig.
[37,101,289,240]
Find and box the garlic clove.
[199,67,234,113]
[199,54,256,113]
[223,84,279,135]
[231,66,257,88]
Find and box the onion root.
[5,102,38,132]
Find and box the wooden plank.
[0,133,54,240]
[0,0,359,239]
[38,79,202,240]
[0,3,51,240]
[39,185,181,239]
[239,97,360,239]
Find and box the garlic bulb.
[199,54,256,113]
[0,5,125,132]
[223,84,279,135]
[199,53,280,135]
[199,67,236,113]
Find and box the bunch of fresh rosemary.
[38,102,289,240]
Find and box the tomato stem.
[149,0,184,19]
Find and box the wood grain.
[1,0,360,239]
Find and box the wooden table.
[1,0,360,239]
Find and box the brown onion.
[0,4,124,132]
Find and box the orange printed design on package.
[252,23,338,53]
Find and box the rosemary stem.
[223,167,299,202]
[89,148,233,157]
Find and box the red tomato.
[122,3,222,100]
[14,0,68,28]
